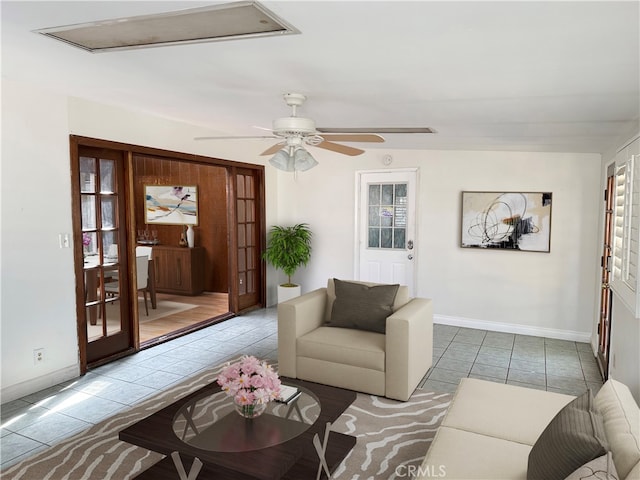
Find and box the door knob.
[408,254,414,260]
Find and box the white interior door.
[356,169,417,295]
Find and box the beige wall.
[277,148,601,340]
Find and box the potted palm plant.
[263,223,312,303]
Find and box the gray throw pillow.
[327,279,399,333]
[527,390,608,480]
[564,452,618,480]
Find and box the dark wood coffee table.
[119,377,357,480]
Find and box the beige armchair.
[278,279,433,401]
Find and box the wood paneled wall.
[133,155,229,293]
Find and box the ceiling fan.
[195,93,434,171]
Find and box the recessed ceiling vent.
[34,1,300,53]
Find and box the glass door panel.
[367,183,408,250]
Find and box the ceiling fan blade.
[315,141,365,156]
[320,133,385,143]
[317,127,435,134]
[194,135,276,140]
[259,142,286,156]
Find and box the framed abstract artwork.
[461,191,552,252]
[145,185,198,225]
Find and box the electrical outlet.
[34,348,45,364]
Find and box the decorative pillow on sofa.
[528,390,608,480]
[564,452,618,480]
[327,278,399,333]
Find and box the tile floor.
[421,324,604,396]
[1,313,603,470]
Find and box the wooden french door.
[73,145,134,366]
[597,163,615,380]
[71,136,266,371]
[231,167,264,312]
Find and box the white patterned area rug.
[332,390,452,480]
[2,363,451,480]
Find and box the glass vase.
[234,400,267,419]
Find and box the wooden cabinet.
[151,246,205,295]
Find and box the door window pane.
[381,228,393,248]
[80,157,96,193]
[394,229,406,249]
[247,246,255,269]
[368,228,380,248]
[368,184,380,204]
[102,231,117,264]
[238,224,246,247]
[246,224,255,246]
[368,207,380,226]
[99,159,115,193]
[245,176,254,198]
[381,207,393,226]
[82,195,97,230]
[101,196,116,229]
[83,231,97,257]
[238,248,246,271]
[367,183,408,250]
[381,184,394,204]
[237,175,245,197]
[246,200,255,222]
[237,199,246,223]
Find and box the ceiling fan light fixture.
[293,148,318,171]
[269,149,295,172]
[269,146,318,172]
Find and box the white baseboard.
[1,364,80,404]
[434,314,593,343]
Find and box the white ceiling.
[2,1,639,155]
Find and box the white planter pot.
[278,284,301,303]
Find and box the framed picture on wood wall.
[461,191,552,252]
[144,185,198,225]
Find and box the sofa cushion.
[297,326,385,371]
[323,278,410,324]
[419,426,532,479]
[527,390,608,480]
[594,379,640,479]
[564,452,618,480]
[326,279,399,333]
[442,378,574,446]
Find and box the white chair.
[135,254,150,316]
[106,244,118,261]
[135,246,152,259]
[136,246,156,309]
[105,254,150,316]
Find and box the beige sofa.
[419,378,640,480]
[277,279,433,401]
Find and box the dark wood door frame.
[71,136,266,373]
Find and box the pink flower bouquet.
[216,355,281,417]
